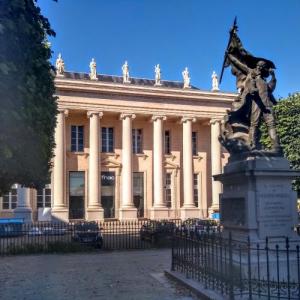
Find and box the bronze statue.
[219,19,282,157]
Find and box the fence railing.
[171,231,300,300]
[0,219,183,255]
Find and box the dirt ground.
[0,249,197,300]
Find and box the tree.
[0,0,57,195]
[261,93,300,196]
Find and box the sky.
[39,0,300,98]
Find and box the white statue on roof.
[182,67,191,89]
[55,53,65,76]
[154,64,162,86]
[122,61,130,83]
[89,58,97,80]
[211,71,220,91]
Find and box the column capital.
[58,108,69,117]
[120,113,136,120]
[181,116,196,123]
[209,118,222,125]
[87,111,103,118]
[151,115,167,122]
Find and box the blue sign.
[211,213,220,220]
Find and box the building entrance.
[101,172,115,218]
[69,172,85,219]
[133,172,144,217]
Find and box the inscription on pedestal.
[257,183,292,237]
[221,197,245,226]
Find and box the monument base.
[119,207,137,220]
[180,207,200,220]
[14,207,32,223]
[214,156,300,244]
[86,207,104,221]
[51,207,69,223]
[150,207,170,219]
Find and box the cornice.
[55,77,236,104]
[57,102,226,120]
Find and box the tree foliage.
[261,93,300,195]
[0,0,57,195]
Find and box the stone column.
[119,113,137,219]
[209,119,222,215]
[87,111,104,221]
[52,109,69,222]
[180,117,199,219]
[150,115,169,219]
[14,185,32,223]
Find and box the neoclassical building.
[0,60,235,222]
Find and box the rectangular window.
[164,130,171,154]
[37,185,51,208]
[2,188,17,210]
[132,129,143,154]
[194,174,198,207]
[192,131,197,156]
[71,125,84,152]
[102,127,114,153]
[165,173,172,208]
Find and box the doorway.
[101,171,115,218]
[69,172,85,219]
[133,172,144,218]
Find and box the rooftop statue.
[182,67,191,88]
[211,71,220,91]
[56,53,65,76]
[89,58,97,80]
[219,19,282,157]
[122,61,130,83]
[155,64,161,85]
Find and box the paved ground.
[0,249,197,300]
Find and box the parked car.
[27,226,43,236]
[180,218,219,238]
[140,220,176,243]
[72,222,103,248]
[42,226,67,236]
[0,218,24,237]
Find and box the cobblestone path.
[0,249,197,300]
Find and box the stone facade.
[0,71,235,222]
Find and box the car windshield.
[75,223,98,231]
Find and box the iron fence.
[0,219,183,255]
[171,231,300,299]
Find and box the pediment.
[164,160,179,170]
[101,157,122,168]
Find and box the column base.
[180,207,200,220]
[51,207,69,223]
[150,207,170,219]
[119,207,137,220]
[14,207,32,223]
[86,207,104,221]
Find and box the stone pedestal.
[214,156,300,283]
[51,208,69,223]
[86,208,104,221]
[14,208,32,223]
[150,207,170,219]
[214,156,300,243]
[119,208,137,220]
[180,207,200,220]
[14,187,32,223]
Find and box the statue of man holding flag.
[219,19,282,156]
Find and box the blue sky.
[39,0,300,98]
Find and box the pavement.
[0,249,197,300]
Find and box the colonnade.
[51,109,222,220]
